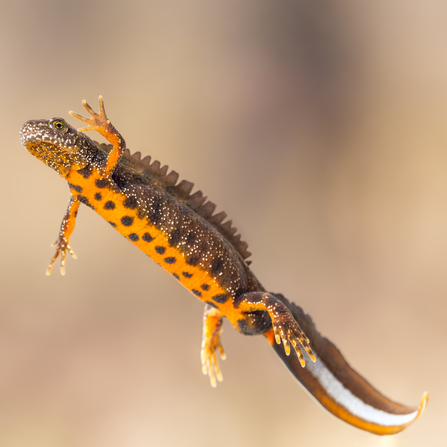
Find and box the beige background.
[1,1,446,446]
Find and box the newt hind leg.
[201,304,226,387]
[236,292,316,367]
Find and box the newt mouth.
[19,130,32,145]
[19,130,40,147]
[19,122,38,140]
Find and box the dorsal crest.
[96,143,252,263]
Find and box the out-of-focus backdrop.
[1,1,445,446]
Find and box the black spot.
[182,272,193,278]
[206,301,219,310]
[192,289,202,298]
[168,228,182,246]
[109,221,117,227]
[186,232,196,244]
[235,287,248,298]
[211,257,224,274]
[123,196,138,209]
[200,284,210,291]
[150,197,163,224]
[78,166,93,179]
[112,171,128,189]
[77,195,94,209]
[212,294,229,304]
[186,254,201,266]
[68,183,83,193]
[94,193,102,201]
[137,208,146,219]
[95,179,108,188]
[104,201,115,210]
[155,246,166,255]
[164,257,176,264]
[142,232,153,242]
[172,273,180,280]
[237,318,251,335]
[238,311,272,335]
[128,233,139,241]
[121,216,133,226]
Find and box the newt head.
[19,117,97,177]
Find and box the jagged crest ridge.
[96,143,252,262]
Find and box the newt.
[20,97,428,435]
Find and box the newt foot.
[69,95,112,134]
[46,237,76,276]
[272,315,315,367]
[201,330,226,388]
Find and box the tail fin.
[266,294,428,435]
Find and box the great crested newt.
[20,97,428,435]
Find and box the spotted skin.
[19,98,427,435]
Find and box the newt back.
[114,144,252,262]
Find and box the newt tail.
[267,295,428,435]
[19,97,427,434]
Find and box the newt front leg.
[47,97,127,276]
[46,196,80,275]
[70,96,126,176]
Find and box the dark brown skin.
[19,98,427,433]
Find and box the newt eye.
[50,119,67,132]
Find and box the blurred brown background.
[1,0,445,446]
